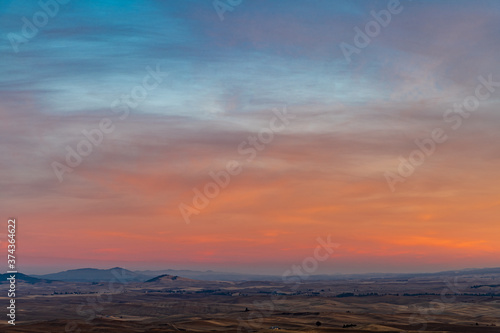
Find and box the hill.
[136,269,281,281]
[0,273,53,284]
[33,267,149,283]
[145,274,198,283]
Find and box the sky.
[1,0,500,275]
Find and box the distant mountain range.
[136,268,279,281]
[9,266,500,284]
[0,273,53,284]
[145,274,198,283]
[31,267,148,283]
[29,267,277,282]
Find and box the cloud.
[1,0,500,273]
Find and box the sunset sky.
[1,0,500,275]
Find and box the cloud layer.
[1,0,500,274]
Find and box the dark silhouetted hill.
[0,273,53,284]
[33,267,148,282]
